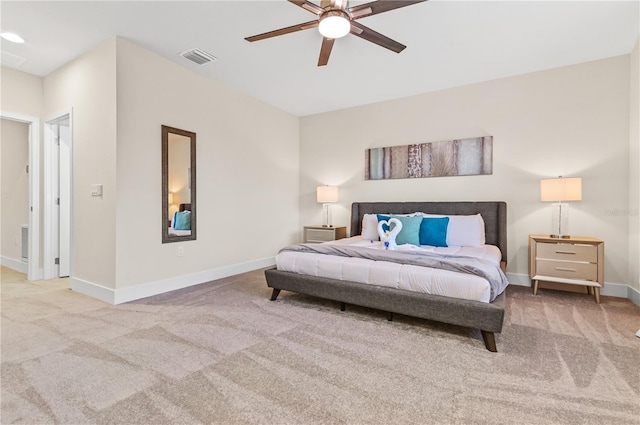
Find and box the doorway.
[0,112,41,280]
[44,111,72,279]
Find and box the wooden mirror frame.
[162,125,196,243]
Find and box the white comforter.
[275,236,505,303]
[168,227,191,237]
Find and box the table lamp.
[317,185,338,227]
[540,177,582,238]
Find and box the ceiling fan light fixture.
[318,11,350,39]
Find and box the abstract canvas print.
[365,136,493,180]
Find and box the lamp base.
[549,202,571,240]
[322,203,334,228]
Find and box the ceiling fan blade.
[289,0,324,15]
[350,21,406,53]
[318,37,335,66]
[245,20,319,42]
[350,0,427,19]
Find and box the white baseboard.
[1,256,28,274]
[505,272,640,307]
[70,257,276,305]
[628,285,640,308]
[69,277,115,304]
[600,282,631,298]
[68,261,640,309]
[506,272,531,287]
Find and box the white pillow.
[421,213,486,247]
[361,214,380,240]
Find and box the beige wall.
[629,36,639,292]
[114,38,299,289]
[1,119,30,261]
[2,37,635,298]
[300,56,631,286]
[1,67,44,271]
[43,38,118,288]
[0,67,43,118]
[2,37,299,297]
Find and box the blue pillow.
[377,214,391,233]
[419,217,449,247]
[174,211,191,230]
[390,214,422,246]
[171,211,178,227]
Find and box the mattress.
[275,236,504,303]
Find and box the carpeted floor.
[1,266,639,425]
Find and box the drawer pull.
[555,250,576,255]
[555,267,576,272]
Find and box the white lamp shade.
[168,192,174,204]
[540,177,582,202]
[317,185,339,203]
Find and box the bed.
[265,201,508,352]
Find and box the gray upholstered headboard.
[350,201,507,263]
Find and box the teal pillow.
[419,217,449,247]
[174,211,191,230]
[390,214,422,246]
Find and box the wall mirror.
[162,125,196,243]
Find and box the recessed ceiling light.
[1,33,25,44]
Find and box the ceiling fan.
[245,0,427,66]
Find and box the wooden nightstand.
[529,234,604,303]
[303,226,347,243]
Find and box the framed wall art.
[365,136,493,180]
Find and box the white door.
[58,122,71,277]
[45,113,72,279]
[51,122,60,276]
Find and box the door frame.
[0,111,42,280]
[44,108,73,280]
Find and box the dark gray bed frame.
[265,201,507,352]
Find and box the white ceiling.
[1,1,638,116]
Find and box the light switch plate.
[91,184,103,197]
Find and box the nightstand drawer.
[537,243,597,262]
[536,259,598,281]
[306,229,335,242]
[304,226,347,243]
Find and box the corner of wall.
[629,35,640,292]
[43,36,118,290]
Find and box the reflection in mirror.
[162,125,196,243]
[168,134,190,231]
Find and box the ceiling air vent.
[179,48,217,65]
[1,51,26,68]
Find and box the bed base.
[265,268,504,352]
